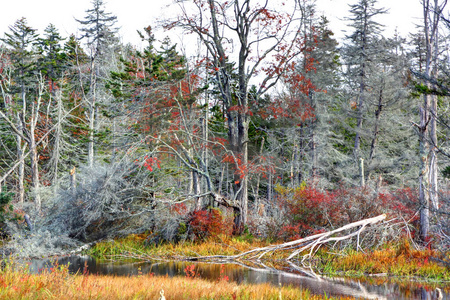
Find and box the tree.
[36,25,77,187]
[167,0,309,232]
[415,0,447,242]
[277,2,340,188]
[76,0,118,167]
[341,0,387,166]
[0,18,43,209]
[108,26,201,205]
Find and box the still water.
[28,255,448,300]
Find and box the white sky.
[316,0,424,39]
[0,0,428,48]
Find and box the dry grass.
[319,239,450,281]
[90,235,450,282]
[0,261,353,300]
[89,234,279,261]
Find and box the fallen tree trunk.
[110,214,387,265]
[183,214,387,262]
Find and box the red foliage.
[270,185,419,241]
[189,209,232,240]
[142,155,161,172]
[277,187,340,240]
[377,188,418,221]
[171,203,188,216]
[184,264,197,278]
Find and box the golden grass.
[319,240,450,281]
[0,262,353,300]
[89,234,450,285]
[89,234,278,261]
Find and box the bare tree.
[417,0,447,242]
[166,0,307,232]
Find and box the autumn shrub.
[377,188,418,220]
[275,185,342,240]
[188,208,233,241]
[328,186,418,225]
[254,184,419,242]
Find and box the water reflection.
[28,256,448,300]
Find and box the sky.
[0,0,427,49]
[316,0,424,39]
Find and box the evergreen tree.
[76,0,118,167]
[76,0,118,58]
[0,18,42,207]
[341,0,387,165]
[36,24,67,85]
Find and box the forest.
[0,0,449,264]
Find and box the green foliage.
[442,165,450,179]
[0,191,14,224]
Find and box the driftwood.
[183,214,387,262]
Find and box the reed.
[316,240,450,281]
[88,234,276,261]
[88,235,450,282]
[0,259,352,300]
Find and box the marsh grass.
[315,240,450,282]
[88,235,450,284]
[0,259,352,300]
[88,234,281,261]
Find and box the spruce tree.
[76,0,118,167]
[1,18,41,207]
[341,0,387,165]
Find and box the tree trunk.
[419,0,445,241]
[87,61,97,168]
[419,107,430,241]
[29,124,41,211]
[16,113,25,204]
[193,169,202,210]
[369,86,384,163]
[51,88,63,187]
[353,6,368,161]
[359,158,365,187]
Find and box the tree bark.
[419,106,430,241]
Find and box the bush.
[252,184,419,242]
[188,208,232,241]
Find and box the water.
[28,255,448,299]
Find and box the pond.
[28,255,448,300]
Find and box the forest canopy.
[0,0,449,255]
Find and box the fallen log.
[107,214,387,265]
[183,214,387,262]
